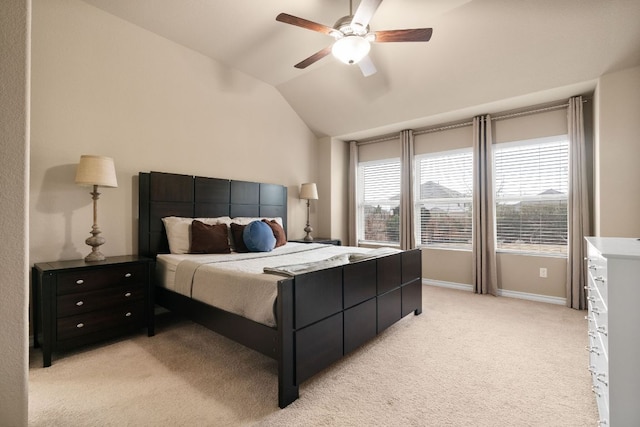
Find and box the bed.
[138,171,422,408]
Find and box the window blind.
[414,149,473,249]
[494,135,569,255]
[358,159,401,245]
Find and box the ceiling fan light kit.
[332,36,371,64]
[276,0,433,76]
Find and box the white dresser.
[585,237,640,426]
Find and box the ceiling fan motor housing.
[332,15,369,39]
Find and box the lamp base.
[84,226,106,262]
[304,224,313,241]
[84,249,106,262]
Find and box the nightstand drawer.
[57,284,144,318]
[57,301,145,341]
[56,263,146,295]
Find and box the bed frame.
[138,171,422,408]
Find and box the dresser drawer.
[56,263,146,295]
[589,335,609,420]
[588,272,608,307]
[57,301,145,341]
[57,284,144,318]
[587,296,608,326]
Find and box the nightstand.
[289,238,342,246]
[32,255,154,367]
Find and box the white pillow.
[230,217,283,226]
[162,216,232,254]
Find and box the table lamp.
[299,183,318,241]
[75,155,118,261]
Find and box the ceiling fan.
[276,0,433,77]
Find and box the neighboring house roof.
[420,181,465,199]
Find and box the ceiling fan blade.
[373,28,433,42]
[357,55,377,77]
[276,13,335,35]
[294,46,333,69]
[352,0,383,27]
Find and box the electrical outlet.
[539,268,547,278]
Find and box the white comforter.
[156,243,396,327]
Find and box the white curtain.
[400,130,415,250]
[566,96,590,309]
[348,140,358,246]
[472,115,498,295]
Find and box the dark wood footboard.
[276,248,422,408]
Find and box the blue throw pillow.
[243,220,276,252]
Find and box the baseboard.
[496,288,566,305]
[423,279,566,306]
[423,279,473,292]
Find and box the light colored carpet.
[29,285,598,426]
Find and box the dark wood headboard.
[138,171,287,258]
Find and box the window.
[414,149,473,249]
[357,159,400,245]
[494,135,569,255]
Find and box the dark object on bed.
[138,171,422,408]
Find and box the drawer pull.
[594,276,606,284]
[76,301,84,306]
[588,265,598,270]
[587,296,597,302]
[591,308,602,316]
[586,345,601,356]
[76,323,84,328]
[596,373,608,386]
[124,292,132,298]
[591,385,602,398]
[125,273,132,278]
[76,279,84,285]
[597,326,608,336]
[125,312,132,317]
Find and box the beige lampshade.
[299,183,318,200]
[75,155,118,187]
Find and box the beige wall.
[0,0,30,424]
[30,0,319,264]
[329,139,349,242]
[594,65,640,237]
[315,137,349,244]
[422,248,566,299]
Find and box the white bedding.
[156,243,399,327]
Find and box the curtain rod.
[356,98,588,146]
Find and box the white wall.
[594,65,640,237]
[0,0,30,424]
[30,0,319,264]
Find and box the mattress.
[156,243,392,327]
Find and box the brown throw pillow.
[262,219,287,248]
[190,220,231,254]
[230,223,249,253]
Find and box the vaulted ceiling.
[81,0,640,139]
